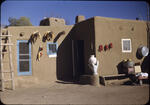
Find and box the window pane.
[19,55,29,59]
[19,42,29,54]
[19,61,29,72]
[49,44,57,54]
[52,44,56,52]
[123,40,130,51]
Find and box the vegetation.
[8,16,33,26]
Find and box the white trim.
[121,39,132,53]
[48,54,57,58]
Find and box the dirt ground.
[0,81,149,104]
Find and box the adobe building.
[0,16,149,90]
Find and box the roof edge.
[93,16,147,23]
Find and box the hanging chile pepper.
[99,45,103,52]
[109,43,113,49]
[37,46,43,61]
[104,44,109,51]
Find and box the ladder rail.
[8,31,15,90]
[0,30,15,91]
[0,35,12,37]
[0,28,5,91]
[0,43,13,46]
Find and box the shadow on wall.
[53,31,65,43]
[56,18,95,82]
[136,50,143,60]
[141,52,150,74]
[56,28,76,82]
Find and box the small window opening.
[121,39,132,53]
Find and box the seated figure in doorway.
[88,55,99,75]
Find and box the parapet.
[75,15,85,23]
[40,17,66,26]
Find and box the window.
[47,42,58,57]
[17,40,32,75]
[121,39,132,53]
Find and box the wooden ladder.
[0,30,15,91]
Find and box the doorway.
[72,40,85,80]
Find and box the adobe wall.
[5,25,73,88]
[1,16,149,88]
[94,16,148,76]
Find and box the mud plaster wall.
[1,16,149,88]
[94,17,147,76]
[6,25,73,88]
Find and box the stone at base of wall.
[79,75,99,86]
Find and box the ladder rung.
[4,79,13,82]
[0,43,13,46]
[1,61,9,63]
[0,52,8,54]
[1,38,8,40]
[0,79,13,82]
[0,70,12,73]
[0,35,12,37]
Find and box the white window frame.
[121,39,132,53]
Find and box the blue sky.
[1,0,149,26]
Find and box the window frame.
[17,40,32,76]
[47,42,58,57]
[121,39,132,53]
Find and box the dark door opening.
[73,40,85,80]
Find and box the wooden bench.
[100,62,148,86]
[100,74,128,86]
